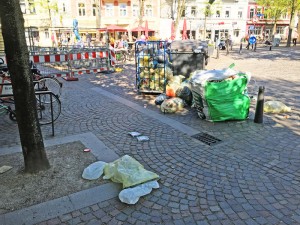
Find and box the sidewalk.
[0,46,299,225]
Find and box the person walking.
[86,32,91,48]
[292,29,298,46]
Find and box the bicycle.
[115,48,128,63]
[0,59,63,102]
[0,89,61,125]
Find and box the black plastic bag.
[175,86,193,105]
[155,94,168,105]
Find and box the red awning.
[99,25,128,32]
[131,26,154,32]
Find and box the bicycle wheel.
[36,93,61,125]
[34,77,62,103]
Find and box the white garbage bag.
[119,180,160,204]
[82,161,107,180]
[264,101,292,113]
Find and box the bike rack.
[0,86,58,136]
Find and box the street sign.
[249,25,254,30]
[256,13,264,17]
[249,36,257,44]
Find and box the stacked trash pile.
[190,68,251,122]
[156,66,252,122]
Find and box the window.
[225,10,230,18]
[250,8,255,19]
[145,5,152,16]
[238,10,242,18]
[93,4,96,16]
[181,7,186,17]
[216,10,220,18]
[78,3,85,16]
[45,29,49,39]
[119,3,127,16]
[191,6,196,17]
[20,0,26,14]
[105,4,113,16]
[132,4,139,17]
[29,0,36,14]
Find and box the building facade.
[0,0,298,50]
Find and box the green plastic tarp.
[204,73,250,121]
[103,155,159,188]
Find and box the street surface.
[0,45,299,225]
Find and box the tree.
[138,0,145,38]
[257,0,287,35]
[35,0,59,27]
[0,0,50,173]
[285,0,300,47]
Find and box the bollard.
[239,43,242,54]
[254,43,257,52]
[254,86,265,123]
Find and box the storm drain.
[191,132,222,146]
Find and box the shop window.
[78,3,85,16]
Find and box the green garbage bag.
[204,73,250,121]
[103,155,159,188]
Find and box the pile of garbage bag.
[82,155,159,204]
[190,68,251,122]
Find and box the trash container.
[169,40,208,78]
[135,40,170,93]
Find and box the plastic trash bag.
[119,180,159,204]
[176,86,193,105]
[264,101,292,113]
[103,155,159,188]
[82,161,107,180]
[155,94,168,105]
[160,97,185,113]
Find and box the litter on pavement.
[82,155,159,204]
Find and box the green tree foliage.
[285,0,300,46]
[257,0,287,34]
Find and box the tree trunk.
[138,0,145,38]
[0,0,50,173]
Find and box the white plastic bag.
[264,101,291,113]
[119,180,159,204]
[82,161,107,180]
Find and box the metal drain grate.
[191,132,222,146]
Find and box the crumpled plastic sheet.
[119,180,159,204]
[103,155,159,188]
[82,161,107,180]
[264,101,292,113]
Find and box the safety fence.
[1,47,116,79]
[29,47,114,78]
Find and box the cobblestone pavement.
[1,45,300,225]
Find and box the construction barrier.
[29,47,113,79]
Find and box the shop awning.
[131,26,154,32]
[99,25,128,32]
